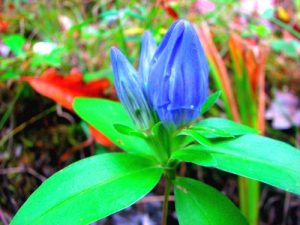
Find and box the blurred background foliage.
[0,0,300,225]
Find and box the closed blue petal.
[138,31,157,88]
[110,47,154,130]
[148,20,209,127]
[148,21,185,108]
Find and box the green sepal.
[200,90,222,115]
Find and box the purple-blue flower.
[147,20,209,128]
[110,20,209,130]
[110,47,155,130]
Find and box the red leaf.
[0,20,9,33]
[21,68,113,146]
[157,0,179,19]
[21,68,110,110]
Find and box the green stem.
[162,176,171,225]
[270,17,300,39]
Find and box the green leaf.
[83,68,113,83]
[194,118,257,138]
[172,134,300,195]
[0,69,20,81]
[271,40,300,58]
[249,24,271,38]
[113,123,145,138]
[73,98,153,156]
[3,34,26,55]
[175,177,248,225]
[200,90,221,114]
[11,153,163,225]
[179,129,212,146]
[261,8,274,19]
[189,126,234,139]
[31,48,64,68]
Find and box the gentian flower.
[138,31,157,90]
[110,47,155,130]
[110,20,208,131]
[148,20,209,128]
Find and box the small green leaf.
[31,48,64,68]
[271,40,300,58]
[0,69,20,81]
[179,129,212,146]
[3,34,26,55]
[261,8,274,19]
[200,90,221,114]
[11,153,163,225]
[194,118,258,138]
[172,148,216,166]
[190,126,234,139]
[113,123,145,138]
[73,98,153,156]
[83,68,113,83]
[151,122,163,136]
[175,177,248,225]
[172,134,300,195]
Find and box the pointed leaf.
[175,177,248,225]
[179,129,212,146]
[194,118,257,138]
[113,123,145,138]
[74,98,154,155]
[11,153,163,225]
[200,90,221,114]
[190,126,234,139]
[172,134,300,194]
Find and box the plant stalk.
[162,176,172,225]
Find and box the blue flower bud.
[138,31,157,89]
[147,20,209,128]
[110,47,155,130]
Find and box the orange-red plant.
[197,22,269,225]
[157,0,178,19]
[21,68,113,147]
[197,22,240,122]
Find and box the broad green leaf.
[175,177,248,225]
[200,90,221,114]
[73,98,153,156]
[194,118,257,138]
[11,153,163,225]
[172,134,300,195]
